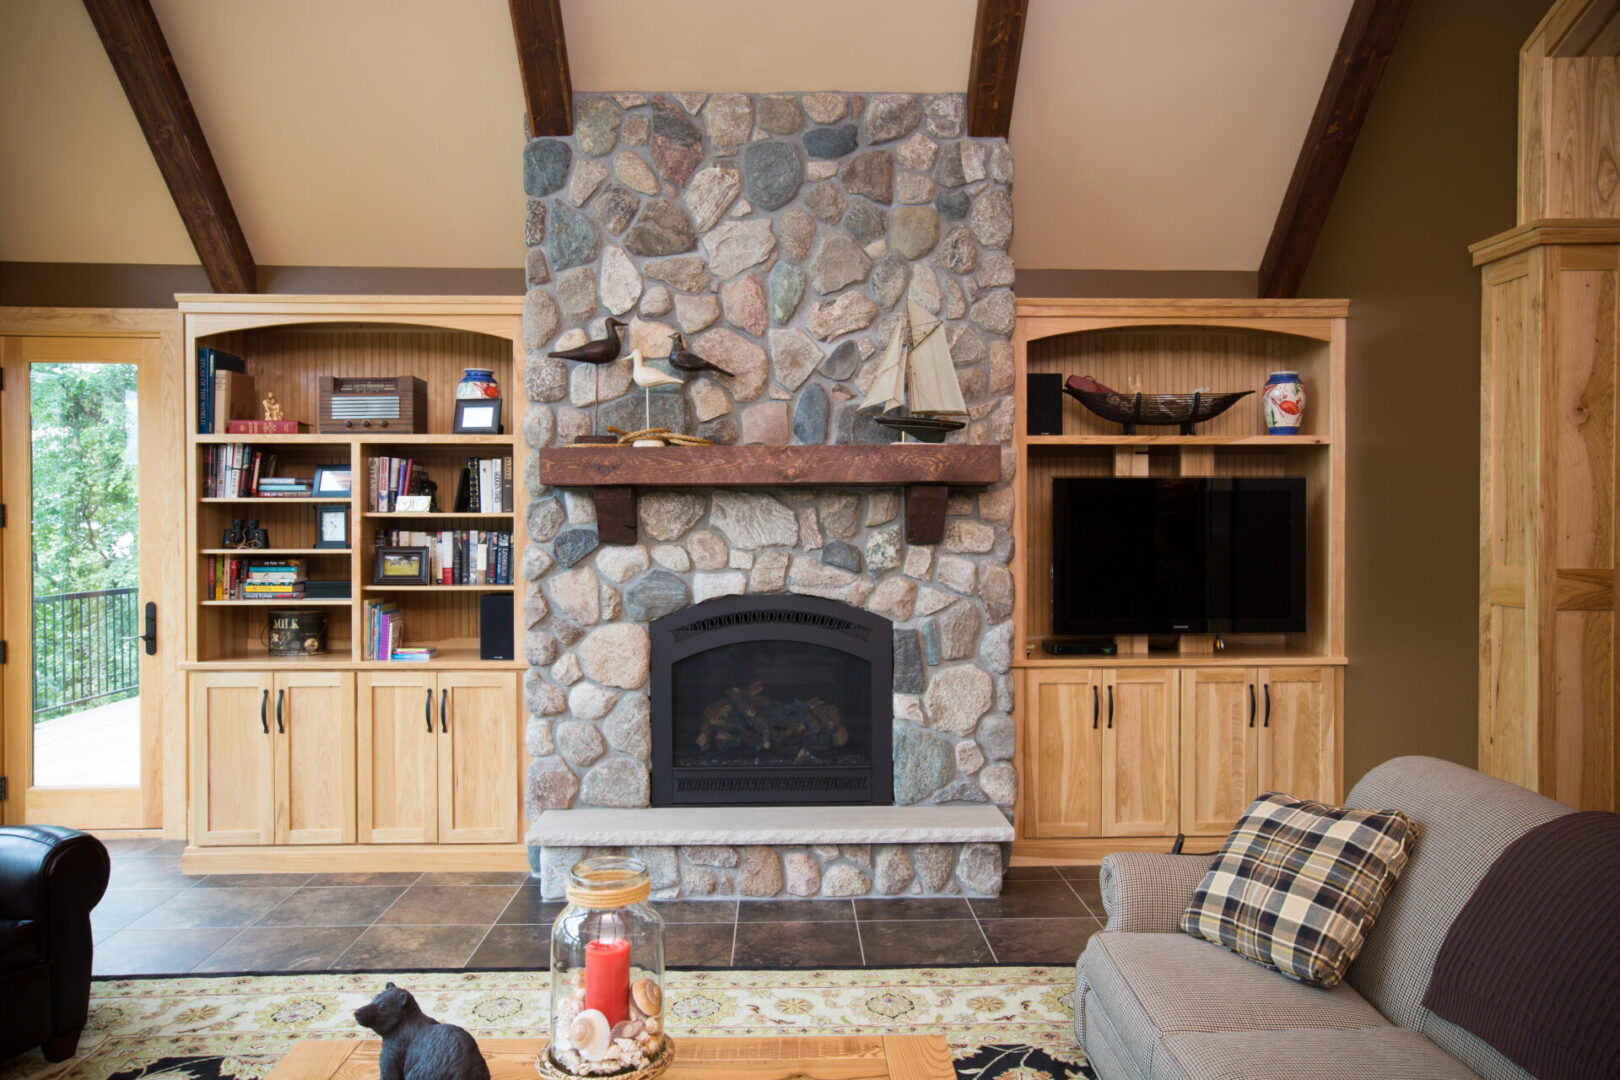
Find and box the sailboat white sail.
[856,301,968,442]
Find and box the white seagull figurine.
[629,347,683,430]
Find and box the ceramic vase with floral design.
[456,368,501,400]
[1261,371,1306,434]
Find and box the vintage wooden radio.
[317,376,427,433]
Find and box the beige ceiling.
[0,0,1353,274]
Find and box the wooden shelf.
[537,444,1001,487]
[199,497,350,504]
[199,548,349,555]
[362,511,514,519]
[182,648,526,671]
[193,433,514,446]
[1015,647,1348,669]
[1026,434,1328,447]
[362,584,514,592]
[199,598,351,606]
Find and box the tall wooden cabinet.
[1011,301,1348,862]
[179,297,529,872]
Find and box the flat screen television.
[1051,477,1307,636]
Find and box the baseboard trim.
[180,843,529,874]
[1011,835,1228,864]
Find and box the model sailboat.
[856,300,968,442]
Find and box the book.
[502,454,514,513]
[197,347,243,434]
[225,419,310,434]
[213,371,257,433]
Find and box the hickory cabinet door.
[1180,669,1259,836]
[1102,668,1180,837]
[274,672,357,845]
[357,671,439,844]
[437,671,521,844]
[1258,668,1338,804]
[1024,669,1104,838]
[190,671,276,847]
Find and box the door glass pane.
[29,362,140,788]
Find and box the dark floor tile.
[305,872,422,887]
[468,924,552,969]
[732,920,862,967]
[332,925,488,970]
[196,873,314,889]
[108,857,199,892]
[1066,878,1104,917]
[665,922,734,967]
[1004,866,1064,881]
[92,928,239,976]
[375,885,518,925]
[146,839,189,856]
[127,886,296,930]
[854,897,973,921]
[496,887,566,926]
[415,871,532,886]
[1057,864,1102,881]
[654,899,738,924]
[980,917,1104,965]
[968,881,1090,920]
[735,899,854,923]
[256,886,407,927]
[92,889,181,943]
[99,837,165,856]
[192,927,363,973]
[859,920,993,966]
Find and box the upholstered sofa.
[1075,756,1571,1080]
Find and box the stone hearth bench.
[527,804,1015,899]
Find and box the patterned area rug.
[1,968,1089,1080]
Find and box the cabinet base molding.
[180,843,530,874]
[1011,836,1229,865]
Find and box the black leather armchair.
[0,826,109,1062]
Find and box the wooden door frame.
[0,308,183,833]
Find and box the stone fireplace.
[520,91,1017,898]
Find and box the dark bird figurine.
[668,333,735,377]
[548,318,627,439]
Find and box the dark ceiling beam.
[966,0,1029,139]
[82,0,255,294]
[508,0,573,138]
[1257,0,1411,299]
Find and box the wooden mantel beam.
[508,0,573,138]
[1257,0,1411,299]
[966,0,1029,139]
[82,0,255,294]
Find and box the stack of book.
[456,456,515,513]
[197,348,251,434]
[241,560,306,600]
[363,599,434,660]
[391,646,438,661]
[207,556,245,600]
[204,445,310,498]
[256,475,311,498]
[373,528,513,585]
[371,457,427,512]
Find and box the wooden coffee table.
[267,1035,954,1079]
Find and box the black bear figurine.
[354,982,491,1080]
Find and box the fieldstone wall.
[521,92,1017,898]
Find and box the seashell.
[630,977,662,1017]
[610,1019,645,1040]
[644,1016,662,1037]
[569,1008,612,1061]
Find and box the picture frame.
[394,494,432,513]
[312,464,353,497]
[453,398,503,435]
[372,546,432,585]
[313,504,349,549]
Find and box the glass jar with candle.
[542,856,670,1079]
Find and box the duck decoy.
[668,333,735,378]
[549,318,626,438]
[629,348,684,431]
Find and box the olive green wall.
[1299,0,1547,788]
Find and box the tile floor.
[93,839,1104,976]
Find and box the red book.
[225,420,310,434]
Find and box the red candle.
[583,937,630,1025]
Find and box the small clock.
[314,504,349,549]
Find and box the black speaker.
[480,593,514,661]
[1027,373,1063,435]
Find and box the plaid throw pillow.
[1180,793,1416,988]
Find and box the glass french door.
[1,335,163,828]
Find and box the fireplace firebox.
[650,595,893,806]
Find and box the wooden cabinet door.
[1259,668,1338,803]
[190,671,276,847]
[357,671,439,844]
[274,671,356,845]
[1102,668,1180,836]
[437,671,520,843]
[1024,669,1103,838]
[1180,669,1259,835]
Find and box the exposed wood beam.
[1258,0,1411,299]
[81,0,255,294]
[966,0,1028,138]
[508,0,573,138]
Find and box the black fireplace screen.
[650,595,893,806]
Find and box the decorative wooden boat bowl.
[1062,387,1253,435]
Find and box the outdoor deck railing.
[32,587,139,722]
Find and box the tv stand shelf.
[1027,434,1329,447]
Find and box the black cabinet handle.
[440,689,448,733]
[1264,684,1271,728]
[1092,684,1099,729]
[1107,684,1115,729]
[1249,684,1256,728]
[260,689,269,734]
[425,689,433,733]
[276,689,285,733]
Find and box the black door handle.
[440,689,448,733]
[1249,684,1256,728]
[1092,683,1099,729]
[1107,684,1114,729]
[425,689,433,733]
[138,601,157,655]
[260,689,269,734]
[276,689,285,733]
[1264,684,1271,728]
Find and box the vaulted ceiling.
[0,0,1354,275]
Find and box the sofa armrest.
[1098,852,1213,932]
[0,826,110,928]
